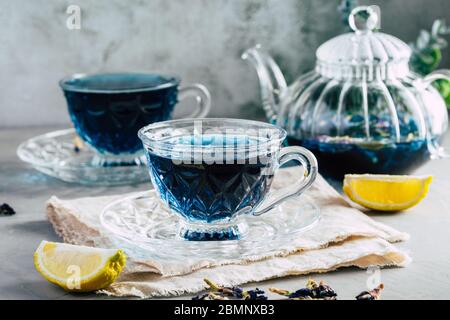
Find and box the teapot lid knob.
[349,6,379,33]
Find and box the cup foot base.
[179,221,243,241]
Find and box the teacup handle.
[253,146,318,216]
[178,84,211,118]
[422,69,450,159]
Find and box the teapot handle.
[423,69,450,86]
[422,69,450,159]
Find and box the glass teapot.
[243,5,450,179]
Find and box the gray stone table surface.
[1,126,450,300]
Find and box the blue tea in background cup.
[138,118,318,241]
[60,73,211,166]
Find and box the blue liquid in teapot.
[287,137,430,180]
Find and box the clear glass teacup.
[138,118,318,241]
[60,73,211,166]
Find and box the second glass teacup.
[60,73,211,166]
[138,118,318,241]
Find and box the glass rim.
[138,118,287,153]
[59,72,181,94]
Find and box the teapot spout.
[242,44,287,123]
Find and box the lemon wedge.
[34,241,126,292]
[343,174,433,211]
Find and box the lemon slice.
[34,241,126,292]
[343,174,433,211]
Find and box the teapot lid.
[316,6,411,80]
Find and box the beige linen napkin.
[46,168,411,298]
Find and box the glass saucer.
[100,190,321,261]
[17,129,149,186]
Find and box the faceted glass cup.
[138,118,318,241]
[60,73,210,166]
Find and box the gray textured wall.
[1,0,450,127]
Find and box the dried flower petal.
[0,203,15,216]
[268,287,290,296]
[209,292,229,300]
[288,288,313,299]
[73,136,84,153]
[306,279,318,290]
[204,278,220,291]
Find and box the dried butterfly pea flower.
[197,278,384,301]
[0,203,15,216]
[197,278,267,300]
[203,278,244,298]
[309,280,338,300]
[270,279,337,300]
[288,288,314,299]
[243,288,268,300]
[269,287,312,299]
[356,284,384,300]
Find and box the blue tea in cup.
[60,73,210,166]
[139,118,318,241]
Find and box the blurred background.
[1,0,450,127]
